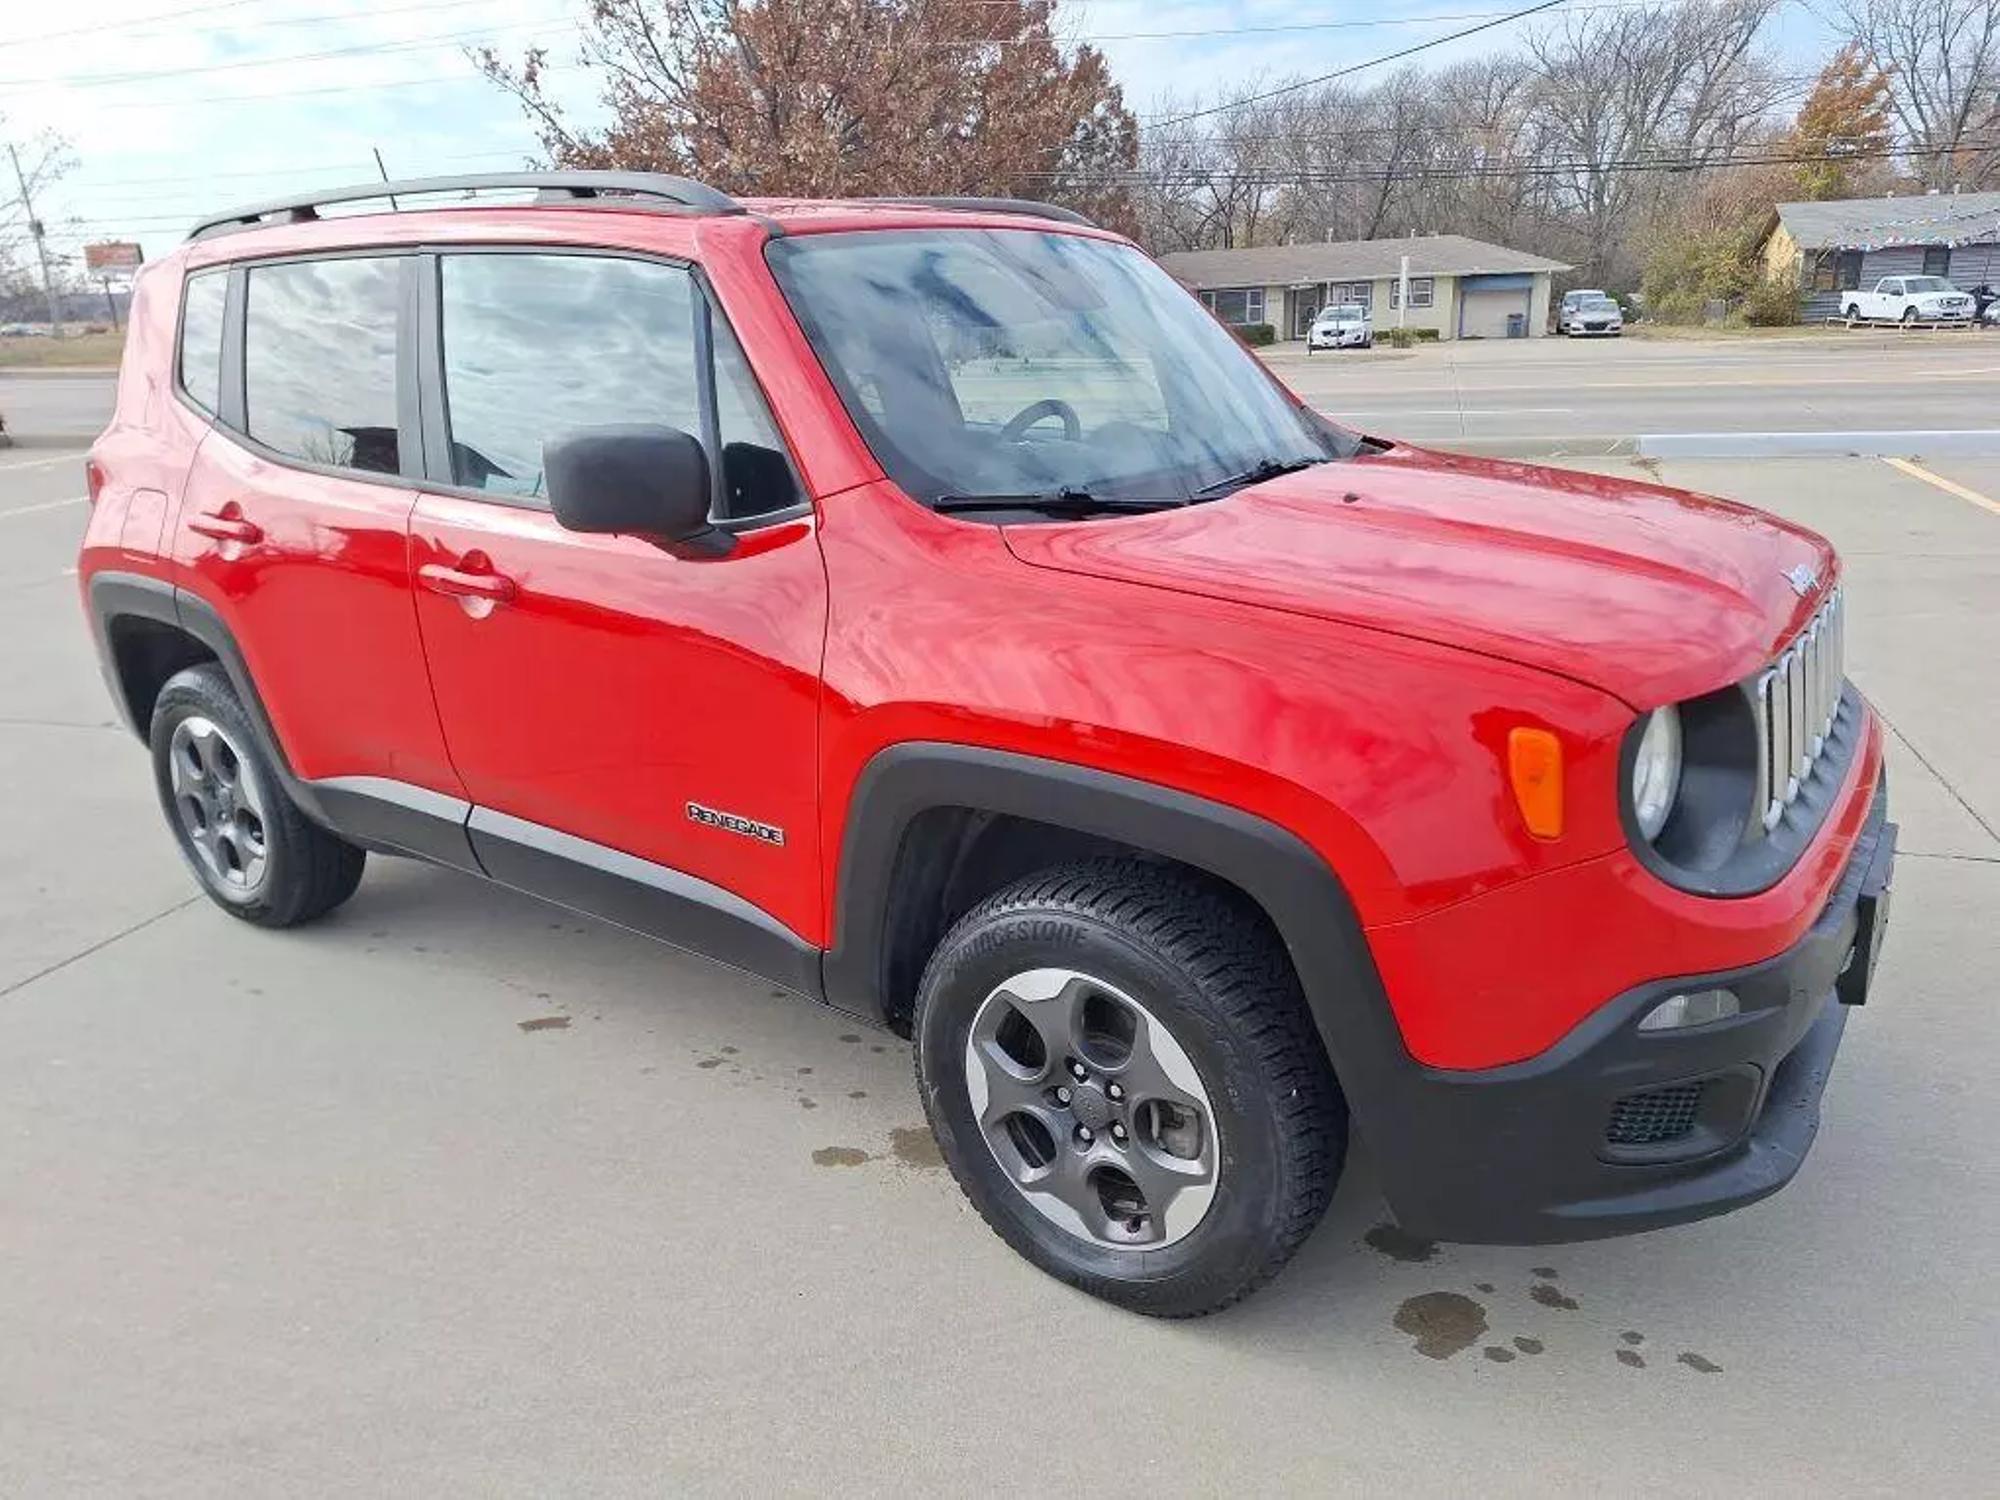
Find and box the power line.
[1144,0,1574,128]
[0,0,260,51]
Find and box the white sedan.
[1559,296,1623,336]
[1307,304,1373,351]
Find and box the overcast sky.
[6,0,1837,272]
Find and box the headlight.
[1630,705,1683,841]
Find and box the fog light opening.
[1638,988,1740,1033]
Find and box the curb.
[1636,430,2000,459]
[1427,435,1636,459]
[0,366,121,379]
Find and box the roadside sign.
[84,241,143,275]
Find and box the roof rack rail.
[188,171,743,241]
[859,196,1096,228]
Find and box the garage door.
[1459,286,1529,339]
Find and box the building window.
[1923,246,1951,278]
[1203,287,1265,326]
[1811,250,1865,292]
[1389,277,1435,309]
[1331,280,1372,309]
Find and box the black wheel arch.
[822,742,1415,1121]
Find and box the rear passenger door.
[406,249,827,966]
[169,252,471,858]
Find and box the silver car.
[1560,295,1623,337]
[1307,303,1372,352]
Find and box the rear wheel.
[150,664,365,926]
[914,859,1345,1317]
[1844,304,1862,323]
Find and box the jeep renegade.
[80,173,1896,1316]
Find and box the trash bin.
[1505,312,1527,338]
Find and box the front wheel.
[913,860,1345,1317]
[1844,305,1862,324]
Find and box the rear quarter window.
[178,270,227,415]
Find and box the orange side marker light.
[1507,727,1564,840]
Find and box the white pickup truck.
[1842,275,1977,325]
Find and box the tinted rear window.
[244,257,402,475]
[178,271,227,414]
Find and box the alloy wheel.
[964,967,1220,1248]
[167,714,271,895]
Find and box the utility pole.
[8,142,65,339]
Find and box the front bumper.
[1309,330,1369,348]
[1371,779,1894,1244]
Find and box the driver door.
[406,249,826,950]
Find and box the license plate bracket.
[1837,821,1897,1006]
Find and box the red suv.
[81,173,1895,1315]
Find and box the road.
[0,370,114,445]
[2,443,1998,1493]
[1268,330,2000,445]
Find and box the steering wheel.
[1000,398,1082,443]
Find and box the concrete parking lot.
[3,412,1999,1488]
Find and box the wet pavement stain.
[838,1034,862,1044]
[812,1146,871,1167]
[798,1097,818,1110]
[1616,1349,1647,1369]
[848,1090,868,1099]
[1531,1266,1559,1279]
[1621,1330,1645,1346]
[797,1066,813,1075]
[1530,1281,1580,1311]
[1393,1292,1489,1360]
[889,1126,945,1170]
[1474,1282,1496,1294]
[870,1044,888,1054]
[695,1057,725,1069]
[517,1016,570,1032]
[1512,1336,1544,1356]
[719,1046,739,1055]
[1363,1222,1440,1263]
[1678,1352,1723,1374]
[1482,1345,1517,1363]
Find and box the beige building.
[1157,234,1568,342]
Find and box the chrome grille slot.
[1755,587,1843,832]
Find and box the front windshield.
[767,229,1350,504]
[1581,297,1619,313]
[1905,276,1954,293]
[1320,305,1366,322]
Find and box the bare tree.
[1525,0,1785,283]
[1835,0,2000,188]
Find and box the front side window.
[178,270,227,415]
[768,229,1348,506]
[1904,275,1952,293]
[244,257,402,474]
[437,253,796,519]
[439,253,700,501]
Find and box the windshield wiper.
[1193,456,1329,496]
[933,487,1183,516]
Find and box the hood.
[1000,446,1836,707]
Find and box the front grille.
[1605,1082,1707,1147]
[1753,586,1844,832]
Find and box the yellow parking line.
[1882,457,2000,518]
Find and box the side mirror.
[544,424,731,557]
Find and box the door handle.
[187,509,263,544]
[418,560,517,604]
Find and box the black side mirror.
[544,424,731,557]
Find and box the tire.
[1901,306,1920,323]
[1844,305,1861,324]
[913,858,1345,1317]
[150,663,366,927]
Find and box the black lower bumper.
[1373,781,1895,1245]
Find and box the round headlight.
[1630,705,1683,841]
